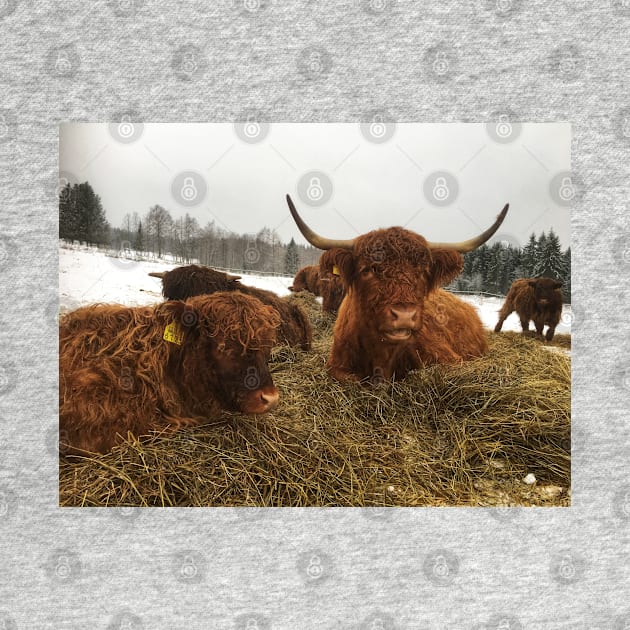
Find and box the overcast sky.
[59,122,571,249]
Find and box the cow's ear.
[553,280,563,289]
[427,248,463,292]
[321,248,355,286]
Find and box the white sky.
[59,123,571,249]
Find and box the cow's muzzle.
[240,385,279,414]
[382,305,420,342]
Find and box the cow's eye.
[360,266,374,276]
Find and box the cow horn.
[227,273,241,281]
[426,204,510,253]
[148,271,166,279]
[286,195,355,251]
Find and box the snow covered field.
[59,245,572,336]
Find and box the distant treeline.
[451,231,571,302]
[59,180,570,300]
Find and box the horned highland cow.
[59,292,280,455]
[286,194,509,383]
[494,277,563,341]
[149,265,312,350]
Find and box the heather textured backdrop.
[1,1,629,628]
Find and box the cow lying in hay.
[59,292,280,455]
[149,265,312,351]
[291,258,345,313]
[495,277,563,341]
[290,265,321,294]
[286,194,509,383]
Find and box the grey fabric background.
[1,1,628,628]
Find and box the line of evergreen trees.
[59,180,570,301]
[451,231,571,302]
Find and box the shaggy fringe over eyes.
[356,229,433,272]
[193,293,281,353]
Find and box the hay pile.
[59,293,571,507]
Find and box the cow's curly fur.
[318,227,487,382]
[59,292,280,455]
[153,265,312,350]
[495,277,563,341]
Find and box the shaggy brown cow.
[149,265,311,350]
[290,258,345,313]
[318,250,345,313]
[494,277,563,341]
[290,265,321,295]
[286,194,508,383]
[59,292,280,455]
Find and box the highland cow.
[286,194,509,383]
[494,277,563,341]
[59,292,280,455]
[291,258,345,313]
[290,265,321,295]
[149,265,311,350]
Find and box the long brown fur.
[318,227,487,383]
[317,251,345,313]
[59,292,280,455]
[151,265,312,350]
[495,277,563,341]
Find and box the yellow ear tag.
[163,321,184,345]
[332,265,340,276]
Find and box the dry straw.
[59,292,571,507]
